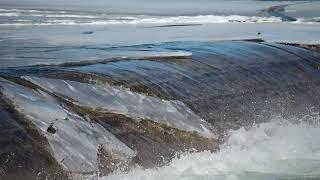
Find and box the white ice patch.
[0,78,135,173]
[103,119,320,180]
[23,76,216,138]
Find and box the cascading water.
[1,40,320,179]
[105,118,320,180]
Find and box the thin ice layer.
[0,77,136,173]
[0,43,192,68]
[23,76,216,138]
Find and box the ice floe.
[23,76,216,138]
[0,77,136,174]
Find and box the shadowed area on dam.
[1,40,320,179]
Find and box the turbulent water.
[105,119,320,180]
[0,5,319,26]
[1,0,320,26]
[0,9,283,26]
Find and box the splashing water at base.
[103,118,320,180]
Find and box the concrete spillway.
[1,41,320,179]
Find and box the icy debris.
[0,77,136,173]
[47,122,57,134]
[23,76,216,138]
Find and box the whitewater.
[1,8,320,26]
[104,117,320,180]
[0,9,283,26]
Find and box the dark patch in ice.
[82,31,94,35]
[263,4,297,22]
[47,123,57,134]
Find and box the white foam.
[0,13,284,26]
[0,12,20,17]
[103,118,320,180]
[1,8,320,26]
[28,14,98,18]
[100,15,283,25]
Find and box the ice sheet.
[0,77,135,173]
[23,76,216,138]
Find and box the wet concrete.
[68,41,320,134]
[69,105,217,172]
[1,40,320,178]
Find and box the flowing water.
[1,0,320,179]
[105,119,320,180]
[1,40,320,179]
